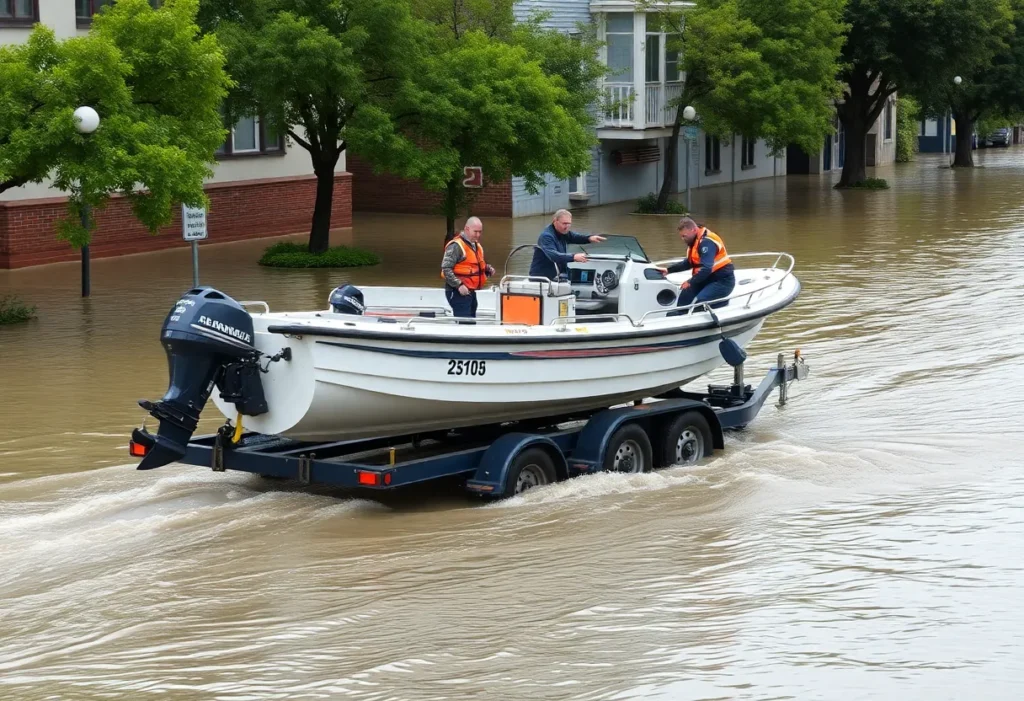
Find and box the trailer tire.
[503,448,556,498]
[603,424,653,474]
[661,411,712,467]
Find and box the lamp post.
[950,76,962,167]
[682,105,696,211]
[73,106,100,298]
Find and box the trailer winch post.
[777,352,788,406]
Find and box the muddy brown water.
[1,152,1023,699]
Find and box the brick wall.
[347,155,512,217]
[0,173,352,269]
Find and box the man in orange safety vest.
[441,216,495,318]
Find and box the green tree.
[398,1,604,241]
[836,0,1010,184]
[0,0,230,247]
[643,0,845,212]
[200,0,438,253]
[913,0,1023,167]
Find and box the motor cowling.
[329,284,365,315]
[135,287,267,470]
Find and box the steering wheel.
[595,268,619,295]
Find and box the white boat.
[134,236,801,468]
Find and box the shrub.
[845,177,890,190]
[635,193,688,214]
[258,242,381,268]
[0,295,37,325]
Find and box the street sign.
[462,166,483,188]
[683,126,699,141]
[182,204,208,241]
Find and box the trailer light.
[357,471,380,486]
[129,441,148,458]
[383,472,392,485]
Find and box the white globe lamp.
[74,106,100,134]
[953,76,962,86]
[683,105,697,121]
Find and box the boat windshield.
[567,235,650,262]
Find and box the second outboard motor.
[329,284,365,315]
[133,287,267,470]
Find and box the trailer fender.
[569,399,722,472]
[465,433,568,497]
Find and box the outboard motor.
[131,287,270,470]
[329,284,365,315]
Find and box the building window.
[741,136,755,169]
[605,13,634,83]
[645,32,660,82]
[924,118,938,137]
[884,100,894,141]
[216,115,285,158]
[1,0,38,25]
[569,172,587,196]
[705,135,720,174]
[665,36,682,82]
[77,0,160,26]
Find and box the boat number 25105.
[447,359,487,376]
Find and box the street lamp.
[682,105,696,210]
[950,76,962,167]
[73,106,99,298]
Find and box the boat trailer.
[131,352,809,501]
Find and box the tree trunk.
[837,109,868,187]
[952,111,975,167]
[656,104,684,211]
[443,177,460,244]
[308,164,337,254]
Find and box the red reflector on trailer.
[129,441,148,458]
[383,472,392,485]
[357,471,380,486]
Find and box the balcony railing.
[602,81,684,129]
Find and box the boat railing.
[550,313,638,327]
[501,244,562,284]
[239,301,270,314]
[638,252,795,325]
[398,315,505,328]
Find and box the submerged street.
[1,152,1023,699]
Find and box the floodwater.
[2,151,1023,700]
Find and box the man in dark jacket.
[528,209,606,280]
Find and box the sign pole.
[191,240,200,286]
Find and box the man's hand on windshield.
[573,253,588,263]
[588,235,606,243]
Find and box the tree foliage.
[679,0,846,153]
[0,0,230,247]
[201,0,440,253]
[837,0,1011,182]
[395,1,604,239]
[895,95,920,162]
[642,0,845,210]
[909,0,1022,167]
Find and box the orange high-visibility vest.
[688,227,732,273]
[441,237,488,290]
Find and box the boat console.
[497,236,687,324]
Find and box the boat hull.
[210,318,765,441]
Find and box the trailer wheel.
[503,448,556,498]
[661,411,712,467]
[603,424,653,474]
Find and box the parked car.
[985,127,1012,147]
